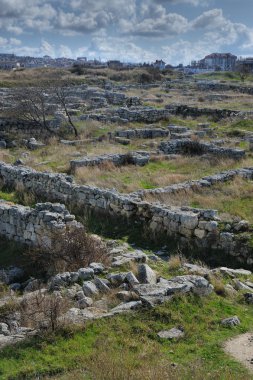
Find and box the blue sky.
[0,0,252,64]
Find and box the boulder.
[221,316,240,327]
[116,291,139,302]
[125,272,139,287]
[140,295,173,308]
[78,268,94,281]
[138,264,156,284]
[107,273,127,286]
[219,267,252,277]
[0,323,10,336]
[244,293,253,304]
[158,328,185,340]
[82,281,99,297]
[93,277,110,293]
[232,279,252,291]
[89,263,105,274]
[110,301,142,314]
[170,275,213,296]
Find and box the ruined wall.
[159,139,245,159]
[0,162,252,264]
[70,151,150,172]
[196,82,253,95]
[131,167,253,199]
[114,128,170,139]
[0,201,78,247]
[165,104,253,119]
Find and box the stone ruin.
[159,138,245,159]
[131,167,253,199]
[70,151,150,172]
[0,201,80,248]
[0,161,252,266]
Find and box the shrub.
[20,289,71,331]
[26,226,110,275]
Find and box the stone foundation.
[0,162,252,264]
[159,139,245,159]
[70,152,150,172]
[0,201,79,247]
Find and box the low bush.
[26,226,110,276]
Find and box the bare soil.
[224,333,253,374]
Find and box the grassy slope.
[0,294,252,379]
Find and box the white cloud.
[157,0,209,5]
[121,3,189,37]
[89,36,157,62]
[9,37,21,45]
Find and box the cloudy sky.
[0,0,252,64]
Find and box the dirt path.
[224,333,253,374]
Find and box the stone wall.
[80,106,171,124]
[131,168,253,199]
[114,128,170,139]
[70,152,150,172]
[0,162,252,265]
[0,118,53,138]
[165,104,253,119]
[196,81,253,95]
[159,139,245,159]
[0,201,79,247]
[113,125,208,140]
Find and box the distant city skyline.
[0,0,253,65]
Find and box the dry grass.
[167,254,183,271]
[209,274,226,296]
[74,161,189,192]
[74,154,253,193]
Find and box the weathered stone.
[89,263,105,274]
[82,281,99,297]
[107,273,127,286]
[93,277,110,293]
[221,316,240,327]
[219,267,252,277]
[110,301,142,314]
[78,268,94,281]
[244,293,253,304]
[116,291,139,302]
[232,279,252,291]
[158,328,185,340]
[0,323,10,336]
[138,264,156,284]
[125,272,139,287]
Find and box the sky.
[0,0,253,65]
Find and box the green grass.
[194,71,253,83]
[0,294,252,379]
[188,178,253,224]
[0,190,18,203]
[230,119,253,132]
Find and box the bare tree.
[8,81,79,137]
[11,85,53,132]
[54,84,78,137]
[236,63,251,82]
